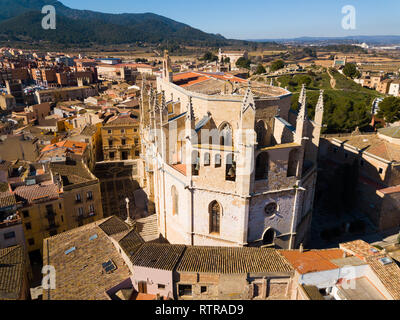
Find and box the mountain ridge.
[0,0,228,45]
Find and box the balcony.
[0,214,21,229]
[75,212,96,221]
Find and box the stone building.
[140,51,325,249]
[101,112,141,161]
[319,127,400,231]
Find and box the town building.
[139,51,325,249]
[319,127,400,231]
[101,112,141,161]
[218,48,248,71]
[388,80,400,97]
[34,86,98,104]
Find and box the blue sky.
[61,0,400,39]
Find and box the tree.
[343,63,361,79]
[254,64,266,75]
[201,51,218,62]
[270,59,285,72]
[236,57,251,70]
[377,97,400,123]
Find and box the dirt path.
[327,69,337,89]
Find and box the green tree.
[343,63,361,79]
[201,51,218,62]
[254,64,266,75]
[270,59,285,72]
[236,57,251,70]
[377,97,400,123]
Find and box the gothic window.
[192,151,200,176]
[171,185,178,215]
[262,228,275,246]
[225,153,236,181]
[264,202,278,216]
[255,152,269,180]
[215,154,222,168]
[255,120,267,148]
[219,123,232,147]
[204,152,210,166]
[209,201,221,234]
[287,149,299,177]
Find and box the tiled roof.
[0,191,16,209]
[378,126,400,139]
[339,240,382,260]
[333,135,400,162]
[0,245,25,300]
[136,214,159,242]
[50,160,96,187]
[132,244,185,271]
[177,247,293,274]
[171,164,187,176]
[41,140,88,156]
[118,229,145,258]
[105,113,139,126]
[43,218,131,300]
[280,249,344,274]
[366,255,400,300]
[14,183,59,204]
[301,285,324,300]
[98,216,130,236]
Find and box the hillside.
[0,0,228,46]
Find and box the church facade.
[139,52,324,249]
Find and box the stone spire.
[187,96,195,121]
[297,84,307,122]
[242,86,255,114]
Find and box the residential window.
[59,203,62,210]
[121,129,125,134]
[134,138,139,145]
[75,193,82,202]
[25,222,32,230]
[4,231,15,240]
[22,210,29,218]
[379,168,383,174]
[158,284,166,289]
[121,138,126,146]
[108,129,112,134]
[28,238,35,246]
[135,150,140,157]
[78,207,84,216]
[88,204,95,215]
[87,191,93,200]
[178,285,192,296]
[110,152,115,160]
[201,286,207,294]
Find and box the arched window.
[225,153,235,181]
[192,151,200,176]
[255,152,269,180]
[219,123,232,147]
[255,120,267,147]
[204,152,210,166]
[262,228,275,245]
[287,149,298,177]
[209,201,221,234]
[171,186,178,215]
[215,154,222,168]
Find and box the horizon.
[60,0,400,40]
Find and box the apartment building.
[101,112,141,161]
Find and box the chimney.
[299,243,304,253]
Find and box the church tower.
[162,50,173,82]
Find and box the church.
[139,51,325,249]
